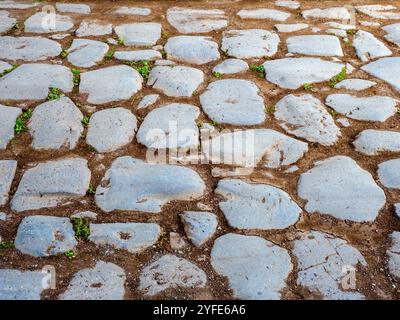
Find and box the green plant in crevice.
[328,67,347,87]
[104,47,115,61]
[71,217,90,240]
[64,250,76,260]
[81,115,90,127]
[265,106,277,114]
[14,108,33,134]
[0,64,18,78]
[117,37,125,45]
[303,83,313,90]
[212,71,221,78]
[71,69,81,86]
[47,87,64,100]
[86,183,96,195]
[60,49,68,59]
[124,60,152,79]
[250,65,266,78]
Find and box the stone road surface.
[0,0,400,300]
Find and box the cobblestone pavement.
[0,0,400,300]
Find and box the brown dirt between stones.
[0,0,399,300]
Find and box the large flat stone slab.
[164,36,220,65]
[262,58,344,89]
[0,11,16,33]
[166,7,227,34]
[148,65,204,97]
[67,39,109,68]
[28,97,83,150]
[221,29,279,59]
[353,30,392,62]
[387,231,400,279]
[139,254,207,296]
[89,223,161,253]
[237,8,290,21]
[377,158,400,189]
[298,155,386,222]
[202,129,308,168]
[56,3,91,14]
[287,35,343,56]
[0,105,21,150]
[86,107,137,153]
[59,261,126,300]
[293,231,367,299]
[200,79,265,125]
[115,23,161,46]
[275,94,340,146]
[356,5,400,20]
[180,211,217,247]
[334,79,376,91]
[137,103,199,150]
[302,7,351,20]
[95,157,205,213]
[24,12,74,33]
[353,129,400,155]
[15,216,77,257]
[211,233,292,299]
[216,179,301,230]
[113,7,151,16]
[0,269,46,300]
[114,50,161,62]
[361,57,400,92]
[383,23,400,47]
[0,160,17,206]
[0,64,73,101]
[275,23,308,33]
[11,157,91,212]
[0,1,38,9]
[76,20,112,37]
[212,59,248,74]
[325,94,397,122]
[79,65,142,104]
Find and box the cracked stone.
[353,129,400,155]
[287,35,343,56]
[0,105,21,150]
[180,211,217,247]
[67,39,109,68]
[115,23,161,46]
[377,158,400,189]
[0,160,17,206]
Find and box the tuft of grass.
[117,37,125,45]
[161,31,169,39]
[13,21,21,30]
[196,121,203,129]
[60,49,68,59]
[81,115,90,127]
[210,120,223,131]
[303,83,313,90]
[71,217,90,240]
[64,250,76,260]
[14,108,33,134]
[86,145,96,152]
[124,60,152,79]
[104,48,115,60]
[0,241,14,250]
[329,67,347,87]
[71,69,80,86]
[212,71,221,78]
[265,106,277,114]
[48,87,64,100]
[86,183,96,195]
[250,65,266,78]
[328,109,338,117]
[346,29,357,35]
[0,64,18,78]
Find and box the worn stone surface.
[353,30,392,62]
[0,11,16,33]
[89,223,161,253]
[67,39,109,68]
[287,35,343,56]
[298,156,386,222]
[0,64,73,101]
[212,59,249,74]
[86,107,137,153]
[377,158,400,189]
[56,3,91,14]
[293,231,367,299]
[361,57,400,92]
[114,50,161,61]
[0,1,38,9]
[356,5,400,19]
[383,23,400,47]
[24,12,74,33]
[59,261,126,300]
[113,7,151,16]
[388,231,400,279]
[115,23,161,46]
[28,97,83,150]
[334,79,376,91]
[237,8,291,21]
[15,216,77,257]
[137,94,159,109]
[353,129,400,155]
[216,179,301,230]
[211,233,292,299]
[180,211,217,247]
[302,7,351,19]
[79,65,142,104]
[275,0,300,9]
[164,36,220,65]
[148,66,204,97]
[275,94,340,146]
[0,160,17,206]
[11,157,91,212]
[137,103,199,150]
[0,269,46,300]
[95,157,205,213]
[275,23,308,33]
[0,105,21,150]
[221,29,279,59]
[139,254,207,296]
[76,20,112,37]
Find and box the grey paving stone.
[388,231,400,279]
[275,0,300,10]
[275,23,308,33]
[76,20,112,37]
[353,129,400,155]
[302,7,351,19]
[325,94,397,122]
[275,94,340,146]
[395,204,400,218]
[0,63,73,101]
[353,30,392,62]
[0,36,62,61]
[0,212,6,221]
[166,7,227,34]
[89,223,161,253]
[202,129,308,168]
[383,23,400,47]
[79,65,142,104]
[28,97,83,150]
[164,36,220,65]
[0,60,11,73]
[86,107,137,153]
[15,216,77,257]
[67,39,109,68]
[377,158,400,189]
[287,35,343,56]
[148,65,204,97]
[180,211,217,247]
[356,5,400,20]
[56,3,91,14]
[263,58,344,89]
[0,11,16,33]
[137,94,159,109]
[0,1,38,9]
[298,155,386,222]
[71,211,97,220]
[136,103,199,150]
[139,254,207,296]
[0,104,21,150]
[0,269,46,300]
[212,59,249,74]
[11,157,91,212]
[334,79,377,91]
[200,79,265,125]
[0,160,17,206]
[237,8,290,21]
[293,230,367,300]
[24,12,74,33]
[114,50,161,61]
[361,57,400,92]
[95,157,205,213]
[221,29,279,59]
[211,233,292,299]
[216,179,301,230]
[115,23,161,46]
[113,7,151,16]
[59,261,126,300]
